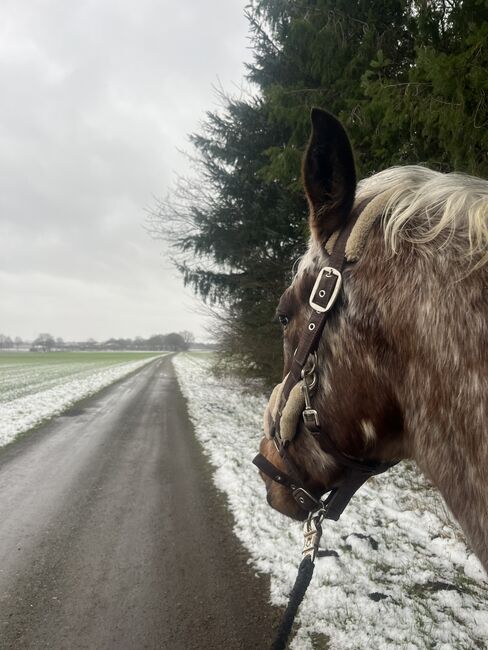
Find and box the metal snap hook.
[301,353,318,392]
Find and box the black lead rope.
[271,556,315,650]
[259,458,399,649]
[269,512,324,650]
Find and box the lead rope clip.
[302,512,324,563]
[301,353,320,430]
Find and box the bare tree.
[179,330,195,349]
[34,333,55,352]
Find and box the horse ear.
[302,108,356,244]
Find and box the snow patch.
[174,353,487,650]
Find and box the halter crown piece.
[253,198,399,521]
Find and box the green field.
[0,351,162,402]
[0,351,160,366]
[0,351,164,445]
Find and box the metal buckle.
[293,487,321,511]
[309,267,342,313]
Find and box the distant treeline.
[0,332,216,352]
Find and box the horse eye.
[278,314,289,328]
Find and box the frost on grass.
[0,354,161,446]
[174,353,488,650]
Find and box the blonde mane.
[357,166,488,268]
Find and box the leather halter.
[253,202,399,520]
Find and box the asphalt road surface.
[0,356,281,649]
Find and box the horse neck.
[405,379,488,571]
[393,259,488,571]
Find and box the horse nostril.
[266,491,273,507]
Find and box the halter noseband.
[253,203,398,520]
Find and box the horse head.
[256,108,405,519]
[255,108,488,574]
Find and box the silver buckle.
[293,487,320,511]
[309,267,342,313]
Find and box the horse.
[256,108,488,573]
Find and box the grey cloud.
[1,0,250,340]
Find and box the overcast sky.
[0,0,251,342]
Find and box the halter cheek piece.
[253,203,399,521]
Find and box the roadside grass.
[182,351,266,396]
[186,350,217,359]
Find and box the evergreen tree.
[362,0,488,175]
[151,97,306,383]
[248,0,415,179]
[154,0,488,385]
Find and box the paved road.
[0,356,280,649]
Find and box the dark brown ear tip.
[310,109,349,146]
[310,107,329,128]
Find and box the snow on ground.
[174,353,488,650]
[0,353,163,446]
